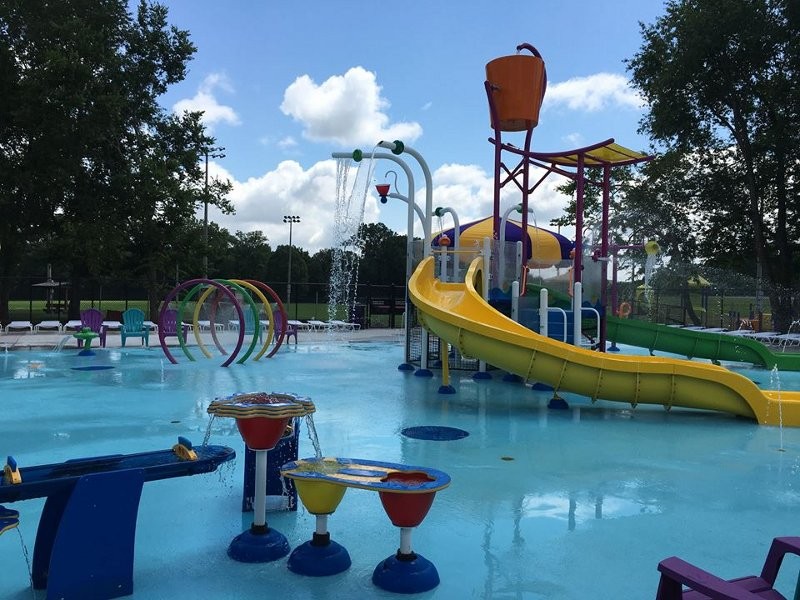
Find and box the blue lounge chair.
[120,308,149,347]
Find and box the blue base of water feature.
[548,396,569,410]
[227,526,290,563]
[287,535,351,576]
[531,382,554,391]
[414,369,433,378]
[372,552,440,593]
[77,349,95,357]
[503,373,523,382]
[438,384,456,394]
[473,371,492,380]
[71,365,115,371]
[398,363,415,371]
[608,343,620,352]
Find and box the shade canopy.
[433,216,574,268]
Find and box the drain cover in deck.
[401,426,469,441]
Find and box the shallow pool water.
[1,343,799,599]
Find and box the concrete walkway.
[0,327,404,350]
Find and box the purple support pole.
[485,81,503,241]
[599,165,611,351]
[520,127,534,278]
[573,154,585,286]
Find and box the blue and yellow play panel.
[281,456,450,494]
[0,438,234,600]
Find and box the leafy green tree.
[307,248,334,284]
[356,222,407,286]
[627,0,800,329]
[224,231,273,281]
[0,0,230,320]
[266,245,309,302]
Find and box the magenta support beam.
[573,153,585,285]
[520,127,534,274]
[599,165,611,350]
[485,80,503,240]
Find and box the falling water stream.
[769,365,785,451]
[329,150,377,326]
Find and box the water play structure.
[0,438,234,600]
[159,278,290,367]
[355,42,800,426]
[409,255,800,426]
[206,390,451,593]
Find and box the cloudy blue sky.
[158,0,668,252]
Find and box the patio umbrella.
[432,216,574,268]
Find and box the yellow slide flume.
[409,257,800,427]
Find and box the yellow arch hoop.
[618,302,632,318]
[191,280,275,361]
[230,279,275,361]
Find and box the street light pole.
[202,146,225,279]
[203,150,209,279]
[283,215,300,305]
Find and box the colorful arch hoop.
[160,278,290,367]
[618,302,632,318]
[160,279,245,367]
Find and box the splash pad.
[160,278,289,367]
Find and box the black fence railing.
[1,277,408,330]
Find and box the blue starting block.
[0,438,235,600]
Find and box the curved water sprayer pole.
[377,140,435,375]
[332,150,428,372]
[377,141,433,259]
[499,203,532,288]
[433,206,460,280]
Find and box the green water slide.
[604,316,800,371]
[527,284,800,371]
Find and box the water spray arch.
[160,278,289,367]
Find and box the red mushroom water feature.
[207,392,315,562]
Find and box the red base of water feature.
[379,471,436,527]
[236,417,291,451]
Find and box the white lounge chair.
[63,320,83,331]
[307,320,331,331]
[102,320,122,332]
[197,320,223,331]
[34,320,63,332]
[4,321,33,333]
[329,320,360,331]
[770,333,800,347]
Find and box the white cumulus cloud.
[203,159,573,255]
[544,73,644,112]
[173,73,241,129]
[280,67,423,146]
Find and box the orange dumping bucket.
[486,43,547,132]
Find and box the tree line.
[2,0,798,329]
[0,1,406,321]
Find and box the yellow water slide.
[409,257,800,427]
